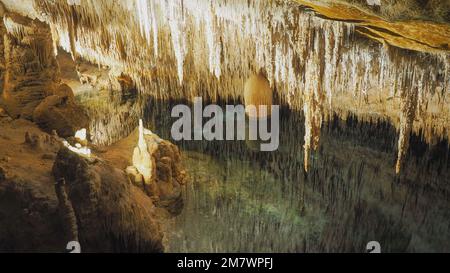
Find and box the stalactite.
[163,0,187,84]
[204,4,221,79]
[31,0,449,173]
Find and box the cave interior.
[0,0,449,253]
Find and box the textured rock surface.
[7,0,444,173]
[0,10,89,140]
[103,128,186,216]
[33,94,89,137]
[244,71,273,118]
[0,117,64,252]
[0,8,5,94]
[52,147,165,252]
[295,0,450,53]
[0,112,175,252]
[1,12,59,118]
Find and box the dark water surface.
[141,99,450,253]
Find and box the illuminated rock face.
[1,12,59,118]
[52,147,164,252]
[3,0,448,173]
[0,10,89,137]
[132,119,154,184]
[126,121,186,215]
[244,71,273,118]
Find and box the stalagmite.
[132,119,153,184]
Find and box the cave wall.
[1,12,59,119]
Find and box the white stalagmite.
[132,119,153,184]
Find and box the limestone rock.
[0,118,63,252]
[107,125,186,216]
[139,133,186,215]
[33,94,89,137]
[54,178,79,244]
[24,130,61,152]
[0,166,5,181]
[0,2,7,17]
[0,13,5,95]
[1,12,59,118]
[19,100,41,121]
[132,120,154,184]
[53,83,75,100]
[52,147,164,252]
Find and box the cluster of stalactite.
[30,0,449,173]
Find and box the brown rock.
[1,13,59,118]
[1,156,11,163]
[52,147,164,252]
[24,131,60,153]
[20,100,41,121]
[33,95,89,137]
[147,137,185,215]
[41,153,56,160]
[0,166,6,181]
[0,107,8,118]
[54,83,75,101]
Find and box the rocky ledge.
[0,109,186,252]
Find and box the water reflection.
[140,98,450,253]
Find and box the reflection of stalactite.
[54,178,79,243]
[303,41,325,172]
[395,76,418,174]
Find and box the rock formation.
[54,177,79,244]
[33,93,88,137]
[52,147,164,252]
[106,124,187,216]
[3,0,443,173]
[0,9,88,137]
[131,119,154,184]
[1,12,59,118]
[0,0,448,253]
[0,117,65,252]
[0,112,171,252]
